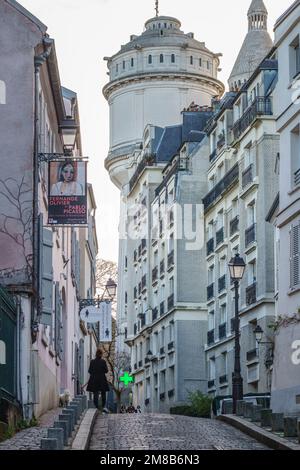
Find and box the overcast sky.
[19,0,292,262]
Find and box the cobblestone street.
[0,408,61,450]
[89,414,271,450]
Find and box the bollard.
[54,420,68,446]
[260,409,272,427]
[59,414,71,437]
[68,404,80,422]
[73,398,83,415]
[62,408,75,430]
[222,401,233,415]
[271,413,284,432]
[236,401,246,417]
[41,438,58,450]
[244,403,254,419]
[251,405,263,422]
[48,428,64,450]
[82,394,87,410]
[284,417,298,438]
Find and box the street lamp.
[228,253,246,414]
[105,278,117,300]
[60,123,78,155]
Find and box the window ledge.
[288,285,300,296]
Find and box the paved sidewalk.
[89,413,271,450]
[0,408,61,450]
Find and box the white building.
[270,0,300,415]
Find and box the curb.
[71,409,98,450]
[218,414,300,451]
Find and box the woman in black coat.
[86,349,110,412]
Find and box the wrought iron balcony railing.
[160,259,165,277]
[203,163,239,212]
[230,216,239,237]
[295,168,300,187]
[152,266,158,283]
[246,283,257,306]
[232,97,273,141]
[168,250,174,270]
[245,223,256,247]
[129,154,156,192]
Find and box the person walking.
[86,349,110,414]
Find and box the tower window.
[148,55,152,64]
[171,54,175,63]
[207,61,210,70]
[116,64,119,73]
[199,58,202,67]
[160,54,164,63]
[131,58,134,67]
[123,60,125,69]
[160,30,163,36]
[190,56,193,65]
[158,23,161,28]
[164,23,167,28]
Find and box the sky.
[18,0,293,262]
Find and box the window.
[290,35,300,79]
[209,358,216,380]
[291,124,300,186]
[199,58,202,67]
[190,56,193,65]
[220,304,227,324]
[221,352,228,375]
[248,261,257,286]
[208,311,215,330]
[116,64,119,73]
[148,55,152,64]
[171,54,175,63]
[207,61,210,70]
[247,202,256,227]
[125,292,128,304]
[160,54,164,63]
[169,277,174,294]
[131,58,134,67]
[208,265,215,285]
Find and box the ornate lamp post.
[228,253,246,414]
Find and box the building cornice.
[103,71,225,100]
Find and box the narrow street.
[89,414,270,451]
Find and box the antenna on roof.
[155,0,159,17]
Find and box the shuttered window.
[39,215,53,326]
[55,282,63,359]
[290,223,300,288]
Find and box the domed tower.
[103,13,224,188]
[228,0,273,91]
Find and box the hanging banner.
[80,306,101,323]
[48,159,87,225]
[99,302,112,342]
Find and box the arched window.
[0,80,6,104]
[190,56,193,65]
[131,58,134,67]
[116,64,119,73]
[207,61,210,70]
[148,55,152,64]
[171,54,175,63]
[199,58,202,67]
[160,54,164,63]
[158,23,161,28]
[123,60,126,69]
[164,23,167,28]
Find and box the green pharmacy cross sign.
[120,372,134,387]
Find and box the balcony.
[232,97,273,142]
[152,307,158,322]
[216,227,225,246]
[203,163,239,212]
[209,149,217,162]
[217,132,225,150]
[295,168,300,187]
[208,379,215,389]
[152,266,158,284]
[141,238,147,254]
[207,329,215,345]
[129,154,156,192]
[160,259,165,277]
[219,374,228,385]
[168,341,174,351]
[247,348,259,362]
[168,250,174,270]
[160,301,165,316]
[218,275,226,293]
[207,283,214,301]
[141,274,147,291]
[219,323,227,340]
[168,294,174,311]
[245,223,256,247]
[246,283,257,306]
[207,238,214,256]
[230,216,239,237]
[242,164,254,189]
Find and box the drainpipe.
[32,38,53,341]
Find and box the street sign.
[80,306,101,323]
[99,302,112,342]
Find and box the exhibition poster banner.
[48,159,87,225]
